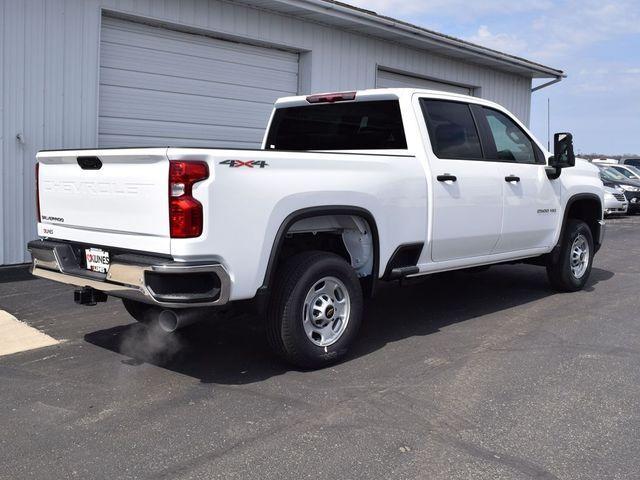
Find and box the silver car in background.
[609,164,640,182]
[604,186,628,216]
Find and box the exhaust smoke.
[119,320,183,365]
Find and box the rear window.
[265,100,407,151]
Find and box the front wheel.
[546,219,594,291]
[267,251,363,369]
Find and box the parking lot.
[0,215,639,480]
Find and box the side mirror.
[550,132,576,169]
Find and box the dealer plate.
[85,248,110,273]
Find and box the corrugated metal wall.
[0,2,4,266]
[376,69,473,95]
[0,0,533,265]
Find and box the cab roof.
[274,88,506,111]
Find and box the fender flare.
[556,193,603,255]
[258,206,380,297]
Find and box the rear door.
[476,107,561,252]
[419,98,503,262]
[37,148,171,254]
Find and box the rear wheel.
[267,251,363,369]
[122,298,156,324]
[546,219,594,291]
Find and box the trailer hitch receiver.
[74,287,108,306]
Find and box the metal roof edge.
[272,0,565,79]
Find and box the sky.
[348,0,640,155]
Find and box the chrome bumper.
[28,240,230,308]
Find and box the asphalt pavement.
[1,215,639,479]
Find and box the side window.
[483,108,538,164]
[420,99,483,160]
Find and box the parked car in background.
[622,158,640,168]
[598,166,640,213]
[603,186,628,216]
[592,158,619,166]
[609,164,640,182]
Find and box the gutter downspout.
[532,77,563,92]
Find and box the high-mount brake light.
[306,91,356,104]
[35,162,41,222]
[169,161,209,238]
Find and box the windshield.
[626,165,640,177]
[600,167,627,181]
[611,166,640,179]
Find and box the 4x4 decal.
[220,160,268,169]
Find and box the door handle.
[505,175,520,183]
[437,174,457,182]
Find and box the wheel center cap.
[326,305,335,319]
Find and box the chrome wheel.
[302,276,351,347]
[570,234,590,279]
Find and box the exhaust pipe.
[156,308,209,333]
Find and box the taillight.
[35,162,41,222]
[169,161,209,238]
[306,91,356,103]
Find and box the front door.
[478,107,561,252]
[419,98,504,262]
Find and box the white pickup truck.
[29,88,604,368]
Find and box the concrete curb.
[0,310,59,357]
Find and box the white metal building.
[0,0,564,265]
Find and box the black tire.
[122,298,157,323]
[267,251,363,369]
[546,219,594,291]
[462,265,491,274]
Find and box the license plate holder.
[85,248,110,274]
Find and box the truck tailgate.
[37,148,171,254]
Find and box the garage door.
[377,69,472,96]
[99,17,299,148]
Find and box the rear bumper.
[28,240,230,308]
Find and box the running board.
[388,266,419,280]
